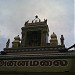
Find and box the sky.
[0,0,74,51]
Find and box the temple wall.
[0,58,75,72]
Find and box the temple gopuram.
[0,16,75,74]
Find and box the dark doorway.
[26,31,41,47]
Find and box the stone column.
[41,30,46,46]
[21,31,27,47]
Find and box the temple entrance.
[26,31,41,47]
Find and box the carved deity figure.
[60,35,64,45]
[6,39,10,48]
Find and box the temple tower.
[21,16,49,47]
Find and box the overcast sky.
[0,0,74,51]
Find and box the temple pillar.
[21,30,27,47]
[41,30,46,46]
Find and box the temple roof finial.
[35,15,38,18]
[32,15,40,23]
